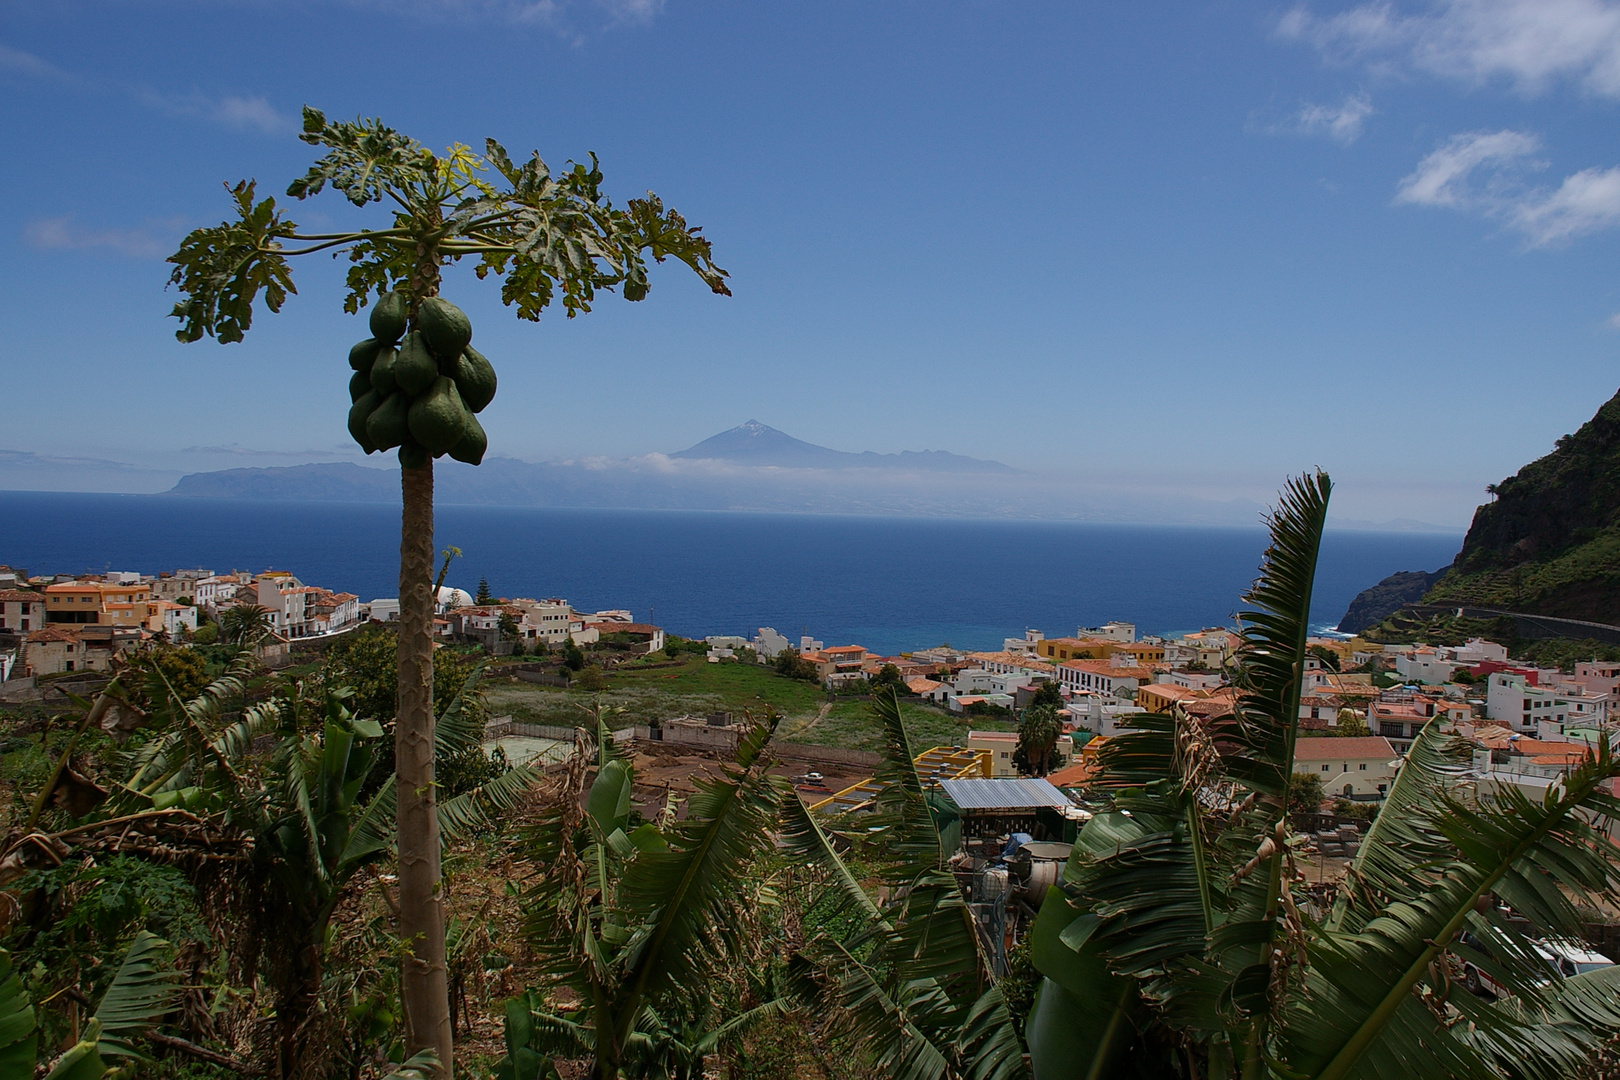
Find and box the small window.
[1321,765,1329,772]
[1359,763,1367,771]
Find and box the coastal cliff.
[1423,387,1620,624]
[1336,567,1450,635]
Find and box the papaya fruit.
[453,347,497,413]
[398,441,429,470]
[416,297,472,359]
[348,390,381,453]
[349,370,371,403]
[408,376,469,456]
[394,332,438,396]
[448,409,487,466]
[366,390,411,452]
[349,337,380,372]
[369,346,398,395]
[370,291,409,344]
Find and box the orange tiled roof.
[1293,736,1396,759]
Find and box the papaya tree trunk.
[398,456,452,1074]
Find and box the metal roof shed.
[937,778,1073,811]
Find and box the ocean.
[0,491,1462,656]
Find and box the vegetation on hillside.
[1426,386,1620,621]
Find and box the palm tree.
[219,602,274,646]
[781,688,1025,1080]
[1018,700,1063,777]
[503,714,788,1080]
[1022,472,1620,1079]
[168,109,728,1072]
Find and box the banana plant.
[0,931,178,1079]
[1022,471,1620,1080]
[91,666,539,1078]
[781,687,1026,1080]
[503,714,789,1080]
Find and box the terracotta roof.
[0,590,42,603]
[1293,736,1396,759]
[26,625,80,643]
[906,677,943,694]
[1046,759,1100,788]
[823,645,866,656]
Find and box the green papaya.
[349,370,371,403]
[394,332,438,395]
[448,409,487,465]
[369,346,398,395]
[453,347,497,413]
[416,297,472,359]
[366,390,411,451]
[348,390,381,453]
[349,337,381,372]
[398,441,429,470]
[408,376,468,455]
[370,291,409,344]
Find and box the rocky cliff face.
[1424,386,1620,623]
[1336,567,1451,635]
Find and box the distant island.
[671,421,1014,473]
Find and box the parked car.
[1457,931,1614,998]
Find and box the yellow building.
[1036,637,1114,662]
[44,581,152,625]
[1035,637,1164,664]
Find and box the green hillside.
[1425,386,1620,623]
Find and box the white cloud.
[1296,92,1375,142]
[1511,165,1620,241]
[136,88,294,134]
[1279,0,1620,97]
[0,42,67,79]
[1395,128,1542,206]
[597,0,662,25]
[1608,312,1620,328]
[23,216,169,259]
[210,95,293,134]
[1396,129,1620,243]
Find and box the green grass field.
[481,656,1005,754]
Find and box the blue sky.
[3,0,1619,526]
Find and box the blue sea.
[0,492,1462,656]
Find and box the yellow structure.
[1035,637,1163,664]
[808,745,991,815]
[44,581,152,625]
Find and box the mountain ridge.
[670,420,1014,473]
[1419,386,1620,623]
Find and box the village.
[7,559,1618,972]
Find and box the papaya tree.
[167,108,728,1074]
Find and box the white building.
[514,599,585,645]
[1485,672,1609,733]
[1003,629,1046,655]
[1394,647,1459,686]
[1078,621,1136,643]
[1055,658,1153,698]
[752,627,792,660]
[1064,694,1147,737]
[1295,735,1399,800]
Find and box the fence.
[509,666,571,688]
[486,719,633,744]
